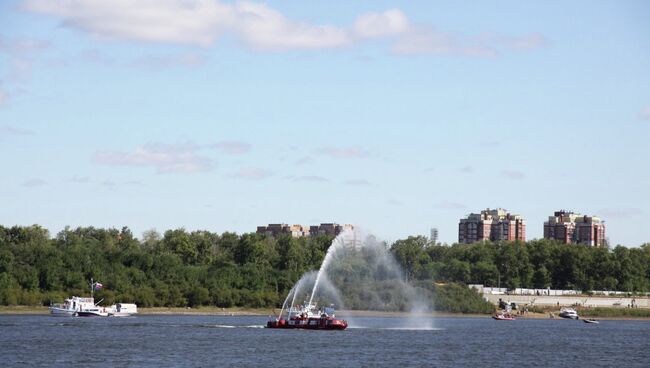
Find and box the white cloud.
[598,208,643,219]
[131,52,206,69]
[391,28,548,57]
[0,36,51,82]
[22,178,47,187]
[317,146,369,159]
[0,87,9,106]
[101,180,117,188]
[392,27,497,57]
[232,1,350,51]
[21,1,547,56]
[231,167,273,180]
[212,140,251,154]
[295,156,313,165]
[93,142,214,174]
[68,175,91,183]
[80,49,115,65]
[22,0,350,50]
[508,33,548,50]
[23,0,229,47]
[460,166,473,174]
[100,179,143,188]
[352,9,409,38]
[500,170,525,180]
[639,106,650,121]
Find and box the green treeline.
[1,225,649,312]
[391,236,650,292]
[0,225,332,308]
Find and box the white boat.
[108,303,138,317]
[49,279,137,317]
[492,312,516,321]
[77,305,110,317]
[559,307,579,319]
[583,318,599,324]
[49,296,96,317]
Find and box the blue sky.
[1,0,649,246]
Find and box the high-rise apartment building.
[458,208,526,243]
[309,223,354,237]
[256,224,309,238]
[257,223,353,238]
[543,210,606,247]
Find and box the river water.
[1,314,649,367]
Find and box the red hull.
[267,317,348,330]
[492,314,516,321]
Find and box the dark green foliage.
[427,283,494,314]
[1,224,649,314]
[0,226,331,309]
[390,238,650,293]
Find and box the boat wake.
[348,326,444,331]
[212,324,265,329]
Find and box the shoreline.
[2,306,649,321]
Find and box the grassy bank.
[0,305,275,316]
[578,307,650,318]
[3,305,650,320]
[0,306,49,314]
[139,306,274,315]
[523,305,650,319]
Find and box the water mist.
[299,228,435,329]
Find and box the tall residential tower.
[458,208,526,244]
[543,210,606,247]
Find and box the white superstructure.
[108,303,138,317]
[49,296,96,317]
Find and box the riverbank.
[139,306,274,315]
[3,306,650,320]
[0,306,49,314]
[0,306,275,316]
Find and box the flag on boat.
[93,282,103,290]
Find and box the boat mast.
[91,277,94,299]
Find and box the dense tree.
[0,225,648,311]
[391,236,429,281]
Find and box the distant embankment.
[482,293,650,308]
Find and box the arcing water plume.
[308,230,355,306]
[278,272,315,320]
[301,227,434,329]
[278,271,344,320]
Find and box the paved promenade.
[483,293,650,308]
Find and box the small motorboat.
[492,312,516,321]
[583,318,599,324]
[559,307,579,319]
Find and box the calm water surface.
[1,314,649,367]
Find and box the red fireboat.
[267,302,348,330]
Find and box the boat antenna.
[91,277,94,299]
